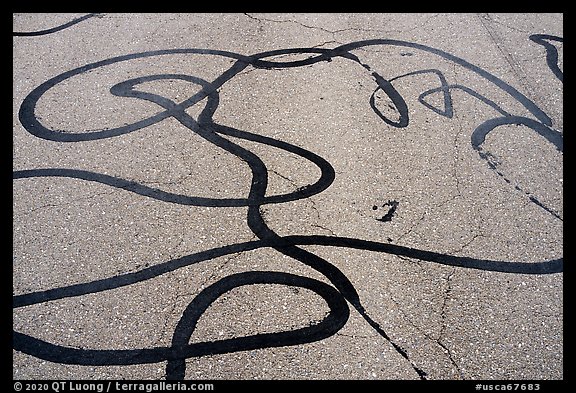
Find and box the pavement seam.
[476,13,549,122]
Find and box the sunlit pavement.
[13,13,563,381]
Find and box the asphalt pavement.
[13,13,563,382]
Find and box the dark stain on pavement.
[374,200,399,222]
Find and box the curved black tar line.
[14,37,563,379]
[18,38,563,161]
[530,34,563,82]
[18,48,253,142]
[333,39,554,127]
[12,233,561,377]
[13,13,100,37]
[390,69,454,118]
[165,271,350,379]
[471,115,563,152]
[14,271,349,371]
[13,234,562,310]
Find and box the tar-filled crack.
[384,266,465,379]
[358,307,428,379]
[235,40,343,77]
[478,150,563,221]
[388,228,484,379]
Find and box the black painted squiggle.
[14,36,562,380]
[529,34,563,82]
[370,73,410,127]
[391,69,454,118]
[13,13,100,37]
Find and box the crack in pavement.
[243,13,444,46]
[243,13,376,37]
[17,187,120,216]
[267,168,338,237]
[387,231,484,379]
[437,267,465,379]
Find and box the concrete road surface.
[13,13,563,381]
